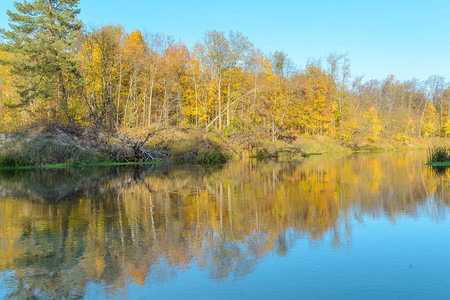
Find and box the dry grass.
[0,132,106,167]
[2,123,447,167]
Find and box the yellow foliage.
[0,25,445,143]
[364,106,382,142]
[443,118,450,136]
[422,102,437,137]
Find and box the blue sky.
[1,0,449,81]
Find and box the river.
[0,151,448,299]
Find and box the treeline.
[0,1,449,144]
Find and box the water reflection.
[0,152,448,298]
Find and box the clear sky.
[1,0,449,81]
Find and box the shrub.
[196,150,227,164]
[427,147,450,163]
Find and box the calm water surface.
[0,152,448,299]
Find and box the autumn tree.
[298,63,333,135]
[326,52,350,134]
[424,75,447,136]
[203,30,231,130]
[0,51,19,126]
[241,49,269,129]
[77,24,125,127]
[145,33,173,127]
[158,43,189,126]
[225,31,252,127]
[422,102,437,137]
[183,43,205,126]
[267,51,295,140]
[122,30,148,127]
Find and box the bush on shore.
[427,147,450,163]
[196,150,227,164]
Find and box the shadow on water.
[430,165,450,176]
[0,151,448,298]
[0,164,175,202]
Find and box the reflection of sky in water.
[0,151,448,299]
[104,216,450,300]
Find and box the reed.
[427,147,450,163]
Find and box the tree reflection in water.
[0,152,448,298]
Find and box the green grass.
[301,152,323,158]
[352,146,398,154]
[426,162,450,167]
[196,150,227,164]
[249,155,276,159]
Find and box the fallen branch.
[109,130,169,162]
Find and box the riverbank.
[0,124,449,169]
[427,162,450,166]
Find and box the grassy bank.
[143,128,352,161]
[0,125,108,168]
[145,128,450,159]
[0,124,449,169]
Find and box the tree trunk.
[58,73,70,121]
[227,83,231,127]
[218,72,222,130]
[148,64,157,127]
[194,77,199,127]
